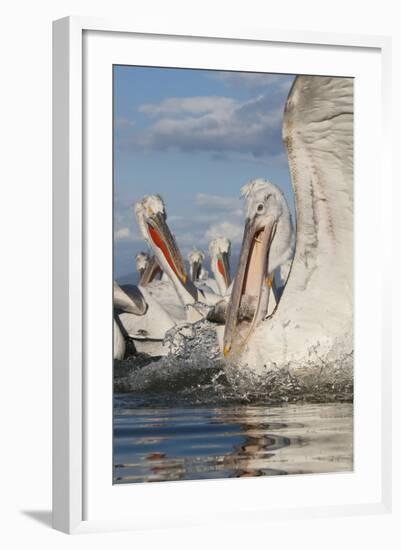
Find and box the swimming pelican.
[114,280,176,357]
[187,249,206,283]
[134,195,221,322]
[113,320,126,360]
[210,179,293,350]
[113,281,147,359]
[209,237,232,296]
[222,75,353,378]
[114,280,147,316]
[187,248,221,295]
[135,252,150,280]
[137,254,163,286]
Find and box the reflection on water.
[113,400,353,483]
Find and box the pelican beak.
[223,216,276,357]
[190,260,202,282]
[216,251,231,289]
[146,211,187,285]
[139,256,162,286]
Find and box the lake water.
[113,355,353,484]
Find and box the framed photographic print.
[53,17,392,533]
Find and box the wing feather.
[282,76,353,295]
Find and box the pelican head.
[187,249,205,282]
[134,194,188,287]
[223,178,294,358]
[209,237,232,295]
[135,252,150,277]
[138,254,163,286]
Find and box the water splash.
[114,318,353,406]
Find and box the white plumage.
[223,76,353,377]
[208,237,232,296]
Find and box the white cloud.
[139,96,237,116]
[114,227,131,241]
[162,194,246,254]
[154,195,244,242]
[114,227,145,243]
[195,193,241,212]
[205,221,243,244]
[115,117,135,128]
[212,72,294,92]
[123,84,293,157]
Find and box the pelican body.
[223,76,353,378]
[114,280,175,358]
[113,281,146,360]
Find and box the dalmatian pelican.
[114,279,176,357]
[209,237,232,296]
[135,252,150,280]
[187,247,224,295]
[134,195,221,323]
[113,281,146,359]
[222,75,353,378]
[137,253,163,286]
[210,179,293,351]
[187,249,205,283]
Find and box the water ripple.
[113,400,353,483]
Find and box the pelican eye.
[257,203,264,213]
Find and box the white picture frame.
[52,16,392,534]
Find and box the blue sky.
[113,66,295,279]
